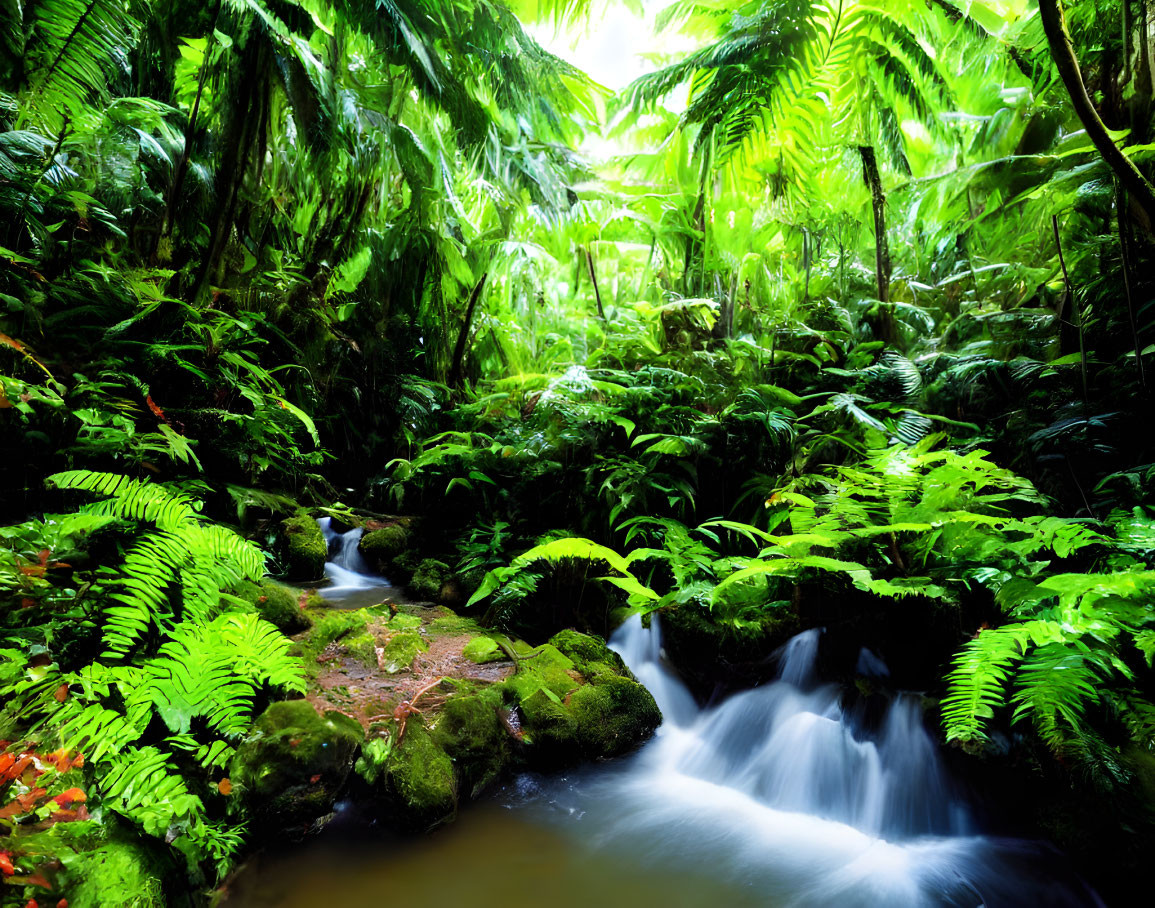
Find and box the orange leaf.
[145,394,169,425]
[58,901,68,908]
[309,774,321,784]
[24,900,38,908]
[51,788,85,807]
[53,684,69,703]
[0,852,14,876]
[217,778,232,796]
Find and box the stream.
[314,517,404,608]
[228,605,1102,906]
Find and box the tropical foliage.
[3,0,1155,901]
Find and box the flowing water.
[228,614,1102,907]
[314,517,401,608]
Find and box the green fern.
[17,0,141,132]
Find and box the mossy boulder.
[433,693,509,797]
[238,578,312,633]
[230,699,364,839]
[507,635,660,764]
[359,524,411,572]
[358,722,457,830]
[280,511,326,582]
[408,558,452,601]
[662,600,802,693]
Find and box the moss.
[548,629,629,675]
[433,694,508,796]
[429,611,484,636]
[241,578,312,634]
[408,558,452,601]
[386,612,423,631]
[230,699,364,838]
[342,631,380,670]
[568,675,662,758]
[383,721,457,829]
[359,525,411,571]
[299,610,369,663]
[280,511,326,581]
[462,636,502,663]
[63,834,167,908]
[504,644,578,702]
[390,549,421,584]
[380,631,428,672]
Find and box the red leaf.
[309,774,321,784]
[24,872,51,889]
[0,852,14,876]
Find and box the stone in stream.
[278,510,327,582]
[235,603,660,838]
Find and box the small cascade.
[587,615,1101,906]
[316,517,391,605]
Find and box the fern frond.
[19,0,141,131]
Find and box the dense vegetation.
[3,0,1155,903]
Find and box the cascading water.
[225,615,1103,907]
[316,517,392,605]
[578,615,1102,907]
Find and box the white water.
[316,517,392,605]
[551,615,1103,907]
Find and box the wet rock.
[279,511,326,582]
[230,700,364,839]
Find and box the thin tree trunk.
[585,245,606,319]
[1039,0,1155,229]
[1052,214,1089,408]
[449,273,488,389]
[857,144,890,303]
[1115,182,1148,390]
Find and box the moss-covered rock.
[237,578,312,633]
[380,630,427,672]
[362,721,457,830]
[433,693,508,797]
[230,699,364,839]
[280,511,326,582]
[389,549,421,585]
[662,600,802,693]
[359,525,411,572]
[504,638,659,764]
[408,558,452,601]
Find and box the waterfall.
[587,614,1102,907]
[316,517,390,604]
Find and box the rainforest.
[2,0,1154,905]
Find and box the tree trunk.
[857,144,890,303]
[585,245,606,319]
[1039,0,1155,230]
[449,273,488,389]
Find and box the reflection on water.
[227,616,1102,907]
[225,806,765,908]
